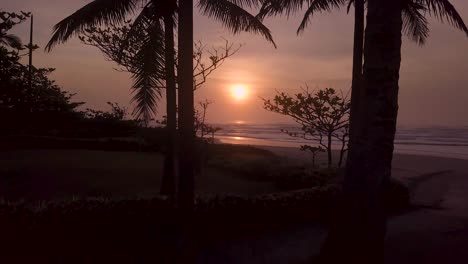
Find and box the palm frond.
[118,0,177,62]
[198,0,277,47]
[130,19,165,125]
[419,0,468,36]
[226,0,263,8]
[347,0,354,14]
[258,0,307,19]
[45,0,143,51]
[297,0,346,34]
[403,2,429,45]
[117,1,157,63]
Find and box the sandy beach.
[200,144,468,264]
[262,145,468,214]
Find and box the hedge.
[0,182,408,263]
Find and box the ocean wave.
[214,124,468,159]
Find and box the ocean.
[214,123,468,160]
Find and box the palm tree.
[259,0,467,154]
[46,0,275,208]
[339,1,466,261]
[176,0,277,210]
[161,3,178,199]
[318,1,404,262]
[259,0,467,262]
[177,0,195,211]
[132,2,178,199]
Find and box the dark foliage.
[0,180,410,263]
[273,167,336,190]
[0,39,143,139]
[0,187,336,263]
[0,11,31,49]
[0,46,87,136]
[263,87,350,167]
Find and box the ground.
[198,148,468,264]
[1,147,467,263]
[0,149,277,200]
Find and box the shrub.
[0,186,339,261]
[273,167,336,191]
[0,182,409,262]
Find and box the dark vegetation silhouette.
[45,0,274,212]
[263,87,350,168]
[258,0,468,153]
[0,33,82,137]
[1,0,467,263]
[0,44,147,146]
[195,99,222,144]
[177,0,276,215]
[0,11,30,50]
[259,1,468,263]
[79,22,240,197]
[0,12,157,147]
[42,1,275,262]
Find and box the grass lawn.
[0,149,278,201]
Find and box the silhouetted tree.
[79,24,241,115]
[259,1,467,261]
[80,21,240,198]
[194,99,221,143]
[45,1,275,227]
[317,0,467,263]
[162,5,178,199]
[0,46,84,135]
[45,1,171,125]
[345,0,468,157]
[177,0,276,212]
[299,145,325,168]
[84,102,128,121]
[263,87,350,168]
[318,2,403,263]
[193,99,221,176]
[0,11,31,50]
[259,0,467,153]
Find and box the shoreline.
[216,135,468,161]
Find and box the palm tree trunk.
[318,0,402,263]
[347,0,365,149]
[176,2,197,263]
[161,14,177,200]
[177,0,195,211]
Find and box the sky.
[3,0,468,126]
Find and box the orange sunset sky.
[3,0,468,126]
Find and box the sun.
[231,84,249,101]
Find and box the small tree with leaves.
[194,99,222,143]
[156,99,222,143]
[263,87,350,168]
[299,145,325,168]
